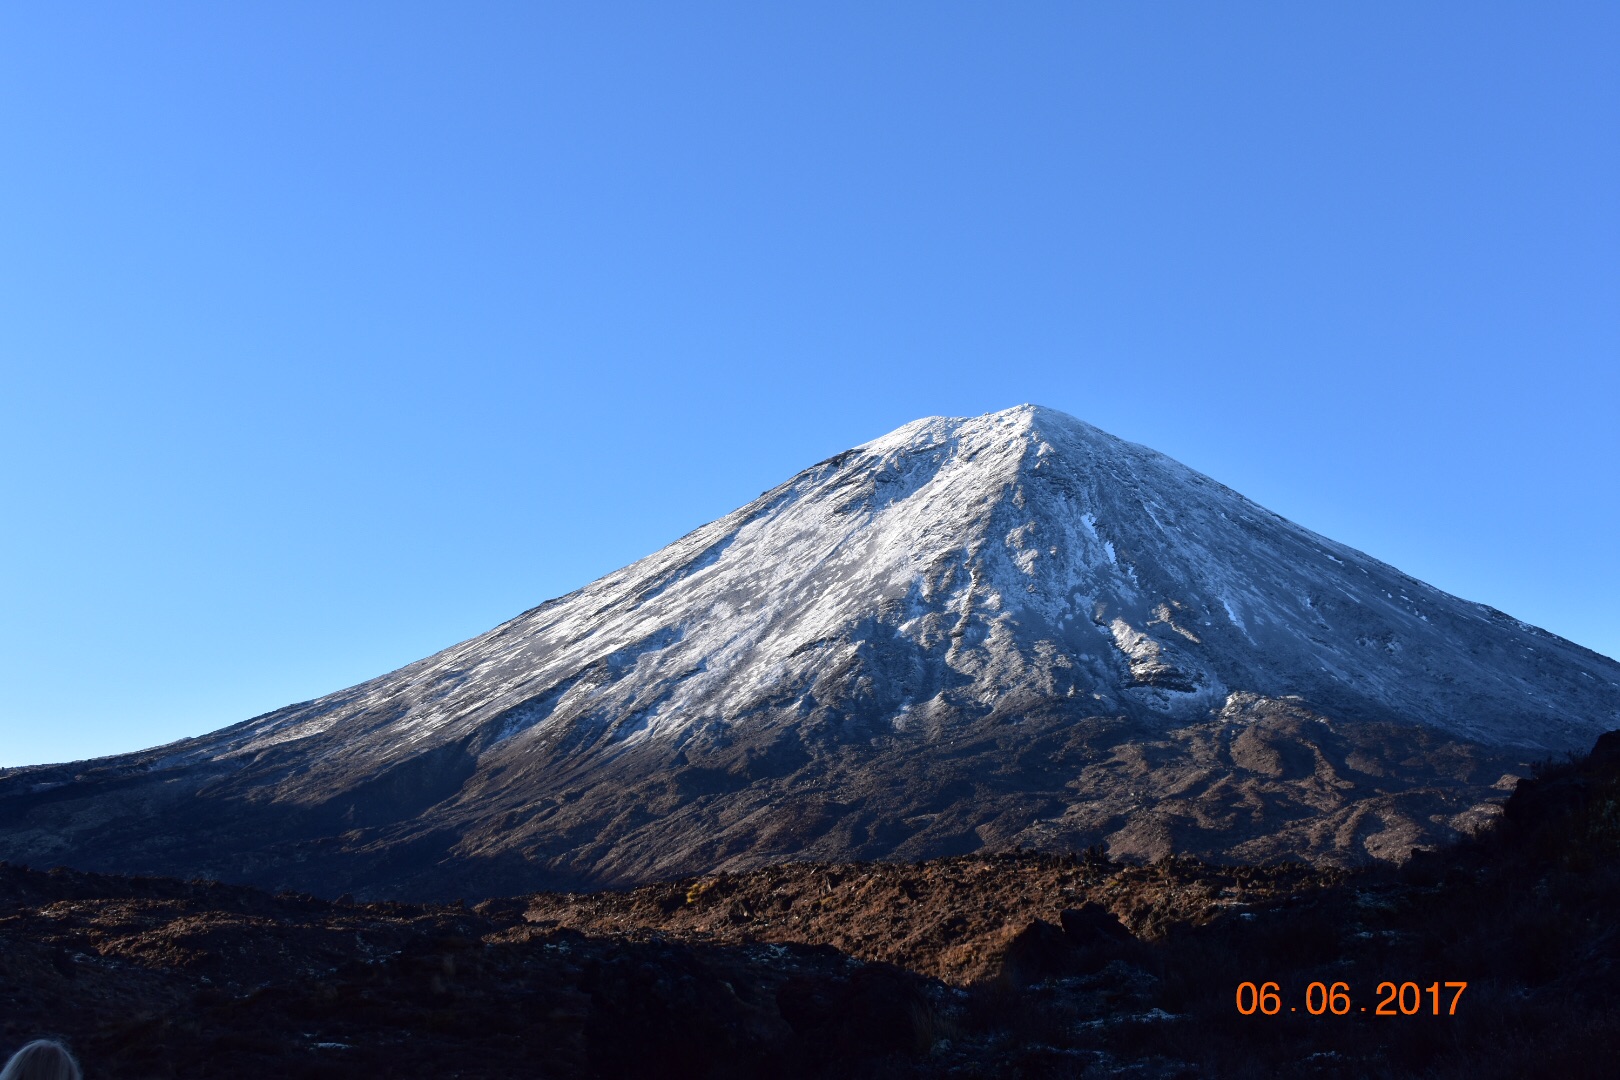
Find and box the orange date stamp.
[1235,981,1467,1016]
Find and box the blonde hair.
[0,1041,82,1080]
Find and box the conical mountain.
[3,405,1616,898]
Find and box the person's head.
[0,1041,81,1080]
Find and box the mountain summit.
[4,405,1617,897]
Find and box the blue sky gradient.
[2,3,1616,766]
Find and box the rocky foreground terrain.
[4,731,1617,1079]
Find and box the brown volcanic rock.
[516,850,1339,986]
[4,725,1620,1080]
[0,851,1339,1078]
[0,862,947,1080]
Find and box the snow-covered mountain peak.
[852,403,1110,469]
[186,403,1610,769]
[5,405,1617,895]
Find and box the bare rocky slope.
[2,405,1616,899]
[5,730,1618,1078]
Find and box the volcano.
[3,405,1616,898]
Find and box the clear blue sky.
[2,3,1615,767]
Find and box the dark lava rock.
[992,919,1073,988]
[776,963,940,1065]
[1059,902,1134,945]
[4,730,1620,1079]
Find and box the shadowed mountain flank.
[3,405,1616,898]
